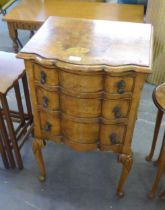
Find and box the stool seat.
[153,82,165,111]
[0,51,24,93]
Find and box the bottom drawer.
[100,123,126,146]
[63,137,98,152]
[39,111,61,139]
[61,115,99,144]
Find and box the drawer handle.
[117,80,126,94]
[113,106,121,119]
[40,71,47,84]
[109,133,118,145]
[43,122,52,132]
[42,96,49,108]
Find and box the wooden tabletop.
[18,16,152,73]
[3,0,144,23]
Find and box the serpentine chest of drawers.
[18,16,153,197]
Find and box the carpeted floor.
[0,1,165,210]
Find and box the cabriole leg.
[117,154,133,198]
[32,138,46,182]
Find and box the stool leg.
[22,73,33,123]
[0,108,16,168]
[160,190,165,200]
[14,81,25,125]
[148,131,165,199]
[0,94,23,169]
[146,110,163,162]
[0,133,9,169]
[155,137,164,166]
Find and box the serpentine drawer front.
[18,16,153,197]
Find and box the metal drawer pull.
[117,80,126,94]
[109,133,118,145]
[40,71,47,84]
[43,122,52,132]
[113,106,121,118]
[42,96,49,108]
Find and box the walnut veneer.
[18,16,153,197]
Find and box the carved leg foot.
[116,191,125,198]
[145,154,153,162]
[148,191,156,199]
[117,154,133,198]
[32,139,46,182]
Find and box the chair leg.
[17,38,23,48]
[146,109,163,162]
[29,31,35,39]
[148,131,165,199]
[0,133,9,169]
[22,73,33,123]
[14,81,25,125]
[0,108,16,168]
[0,94,23,169]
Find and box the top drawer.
[33,63,59,86]
[105,73,135,96]
[59,70,103,93]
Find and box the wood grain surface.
[3,0,144,23]
[18,16,152,71]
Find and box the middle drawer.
[61,115,99,144]
[61,93,101,118]
[102,99,131,120]
[36,87,59,111]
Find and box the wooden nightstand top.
[18,16,153,73]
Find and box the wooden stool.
[145,82,165,199]
[0,51,33,169]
